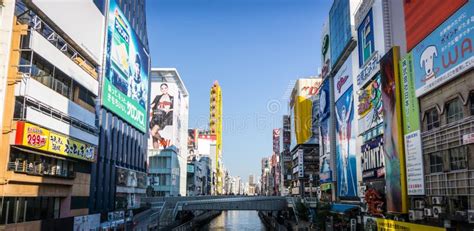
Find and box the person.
[128,54,146,108]
[150,83,174,148]
[336,94,353,196]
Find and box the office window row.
[424,93,474,131]
[0,197,60,225]
[428,146,469,173]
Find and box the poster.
[102,0,150,132]
[149,82,179,149]
[380,47,407,213]
[335,85,357,198]
[400,53,425,195]
[319,78,332,183]
[358,75,383,135]
[411,1,473,97]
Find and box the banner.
[15,122,96,162]
[358,75,383,135]
[411,1,473,97]
[400,53,425,195]
[364,217,446,231]
[102,0,150,132]
[335,85,357,198]
[380,47,407,213]
[319,78,332,183]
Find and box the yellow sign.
[364,217,446,231]
[16,122,96,162]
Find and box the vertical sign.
[319,78,332,183]
[297,149,304,178]
[400,53,425,195]
[380,47,408,213]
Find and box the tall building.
[0,0,103,229]
[88,1,150,228]
[148,68,189,197]
[209,81,223,194]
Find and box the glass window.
[430,152,443,173]
[450,146,467,170]
[446,98,463,124]
[425,108,440,130]
[470,92,474,115]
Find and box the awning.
[330,204,359,214]
[12,146,67,160]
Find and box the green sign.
[400,53,420,134]
[321,183,332,191]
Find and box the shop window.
[429,152,443,173]
[446,98,464,124]
[470,92,474,115]
[0,197,60,224]
[450,146,467,171]
[425,108,440,131]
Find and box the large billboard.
[400,53,425,195]
[411,1,473,97]
[357,75,383,136]
[290,79,321,150]
[361,136,385,181]
[149,82,179,150]
[329,0,352,67]
[404,0,467,51]
[102,0,150,132]
[357,9,374,67]
[321,19,331,78]
[273,129,280,154]
[380,47,407,214]
[319,78,332,183]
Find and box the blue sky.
[147,0,332,180]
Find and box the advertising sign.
[411,1,473,97]
[361,136,385,180]
[15,122,96,162]
[404,0,467,51]
[273,129,280,154]
[290,79,322,149]
[357,9,374,67]
[297,149,304,178]
[333,56,352,101]
[74,213,100,231]
[116,167,140,188]
[400,53,425,195]
[335,85,357,198]
[103,0,150,132]
[149,82,179,149]
[358,75,383,135]
[321,19,331,78]
[319,78,332,183]
[282,115,291,153]
[363,217,446,231]
[380,47,407,213]
[330,0,352,67]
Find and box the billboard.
[319,78,332,183]
[361,136,385,181]
[329,0,352,67]
[380,47,407,214]
[358,75,383,135]
[102,0,150,132]
[357,9,374,67]
[404,0,467,51]
[321,19,331,78]
[149,82,179,149]
[334,56,352,101]
[363,217,446,231]
[335,85,357,198]
[282,115,291,154]
[290,79,321,150]
[273,129,280,154]
[411,1,473,97]
[400,53,425,195]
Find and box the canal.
[200,211,266,230]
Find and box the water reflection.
[200,211,266,231]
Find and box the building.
[0,0,103,229]
[148,68,189,197]
[209,81,223,195]
[88,0,150,228]
[280,115,292,196]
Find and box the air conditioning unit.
[424,208,432,217]
[468,210,474,223]
[414,210,424,220]
[433,206,444,218]
[415,200,425,209]
[409,210,415,221]
[432,196,443,205]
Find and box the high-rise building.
[209,81,223,194]
[148,68,189,197]
[0,0,103,229]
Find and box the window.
[78,85,96,108]
[450,146,467,171]
[470,92,474,115]
[446,98,463,124]
[430,152,443,173]
[0,197,60,224]
[425,108,440,130]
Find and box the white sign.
[297,149,304,178]
[463,133,474,144]
[333,55,353,101]
[356,52,380,87]
[404,130,425,195]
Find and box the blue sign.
[330,0,352,67]
[319,79,332,183]
[412,1,473,97]
[357,9,375,67]
[335,85,357,198]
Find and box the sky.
[146,0,332,180]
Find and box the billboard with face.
[149,82,179,149]
[319,78,332,183]
[411,1,473,97]
[103,0,150,132]
[380,47,407,213]
[335,85,357,198]
[358,75,383,135]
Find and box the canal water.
[200,211,267,231]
